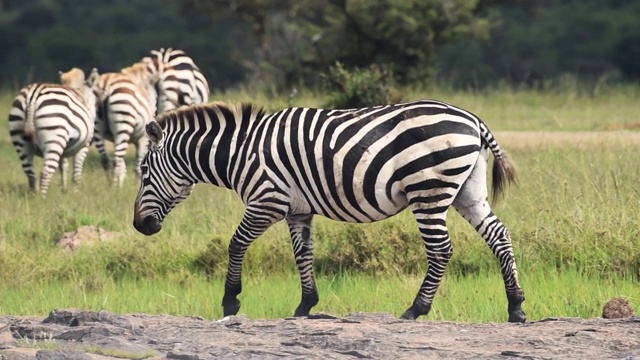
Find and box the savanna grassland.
[0,86,639,323]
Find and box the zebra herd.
[9,48,527,322]
[8,48,209,194]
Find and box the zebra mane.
[155,102,266,128]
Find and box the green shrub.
[192,236,229,277]
[322,62,403,109]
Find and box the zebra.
[141,47,210,113]
[132,100,527,322]
[87,62,156,186]
[8,68,96,196]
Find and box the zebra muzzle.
[133,215,162,235]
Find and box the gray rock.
[0,323,16,350]
[0,310,638,359]
[166,351,202,360]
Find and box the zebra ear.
[146,121,164,149]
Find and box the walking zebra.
[132,100,527,322]
[9,68,96,195]
[88,62,156,186]
[141,47,209,113]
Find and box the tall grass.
[0,86,638,320]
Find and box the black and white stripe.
[9,70,96,196]
[132,100,526,322]
[88,63,156,186]
[141,48,209,113]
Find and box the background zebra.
[8,68,96,196]
[141,47,210,113]
[132,100,526,322]
[88,62,156,186]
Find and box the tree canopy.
[0,0,637,90]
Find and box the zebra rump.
[142,47,210,113]
[9,68,96,195]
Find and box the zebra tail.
[24,95,38,142]
[479,121,518,204]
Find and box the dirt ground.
[1,309,639,359]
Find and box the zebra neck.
[188,121,254,190]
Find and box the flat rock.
[0,309,639,359]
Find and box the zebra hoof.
[293,293,319,317]
[400,303,431,320]
[508,309,527,323]
[400,310,417,320]
[222,298,241,317]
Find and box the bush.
[322,62,403,109]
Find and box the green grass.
[84,346,158,359]
[1,270,636,322]
[0,86,639,321]
[216,83,640,131]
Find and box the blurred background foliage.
[0,0,638,91]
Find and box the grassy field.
[0,86,638,322]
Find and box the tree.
[181,0,503,88]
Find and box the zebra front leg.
[402,200,454,320]
[222,207,280,317]
[59,158,69,192]
[287,215,319,317]
[72,146,90,192]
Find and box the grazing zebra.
[132,100,527,322]
[8,68,96,195]
[88,62,156,186]
[141,47,209,113]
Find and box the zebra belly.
[287,181,409,223]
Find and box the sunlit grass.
[1,269,637,322]
[216,83,640,131]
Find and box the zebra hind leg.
[59,158,69,192]
[112,132,132,187]
[92,133,113,182]
[17,143,37,192]
[39,151,63,196]
[452,153,526,323]
[401,192,456,320]
[287,215,319,317]
[112,156,126,187]
[134,138,149,179]
[72,146,90,192]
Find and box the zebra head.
[133,120,194,236]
